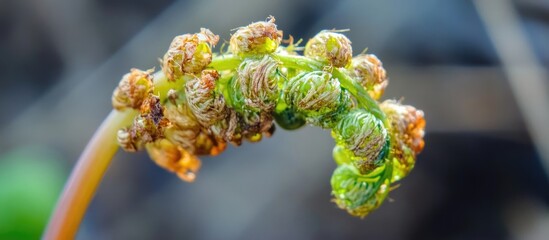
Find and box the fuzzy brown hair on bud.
[112,68,154,110]
[304,31,353,68]
[117,95,168,152]
[284,71,347,126]
[381,100,425,155]
[333,110,388,173]
[163,93,202,154]
[350,54,388,100]
[185,70,228,127]
[234,56,281,112]
[380,100,425,180]
[163,90,226,156]
[162,28,219,81]
[230,16,282,56]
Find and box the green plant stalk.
[44,54,383,239]
[213,53,385,121]
[332,69,386,121]
[208,54,242,70]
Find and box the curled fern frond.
[111,17,426,218]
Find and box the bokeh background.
[1,0,549,239]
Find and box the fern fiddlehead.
[112,16,426,218]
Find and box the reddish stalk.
[43,110,137,240]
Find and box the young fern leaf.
[47,18,427,238]
[112,16,426,218]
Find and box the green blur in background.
[0,148,65,239]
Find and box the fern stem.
[44,109,137,240]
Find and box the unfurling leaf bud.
[117,95,167,152]
[217,109,244,146]
[112,68,154,110]
[163,93,202,154]
[331,163,392,218]
[185,70,228,127]
[284,71,350,127]
[117,115,163,152]
[162,28,219,81]
[234,56,281,112]
[380,100,425,181]
[146,139,202,182]
[230,16,282,56]
[350,54,388,100]
[117,128,138,152]
[332,110,389,173]
[304,31,353,68]
[238,110,274,141]
[163,90,226,156]
[108,16,425,219]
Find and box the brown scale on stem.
[117,95,168,152]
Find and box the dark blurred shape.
[386,0,498,66]
[0,0,177,126]
[411,133,549,240]
[0,1,63,126]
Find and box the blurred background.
[1,0,549,239]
